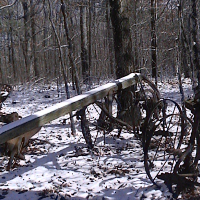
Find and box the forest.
[0,0,200,200]
[0,0,199,86]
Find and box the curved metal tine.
[173,145,193,173]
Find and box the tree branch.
[0,0,18,11]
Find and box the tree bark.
[30,0,39,78]
[151,0,157,84]
[60,0,93,149]
[109,0,134,133]
[80,2,89,84]
[60,1,81,95]
[133,0,139,72]
[109,0,134,79]
[48,0,76,135]
[106,1,114,76]
[22,1,31,81]
[43,1,49,79]
[178,1,190,78]
[191,0,200,86]
[88,0,92,84]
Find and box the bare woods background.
[0,0,199,85]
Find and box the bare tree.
[151,0,157,84]
[109,0,135,131]
[21,1,31,81]
[191,0,200,86]
[60,0,93,149]
[109,0,134,79]
[48,0,76,135]
[42,0,49,78]
[30,0,40,78]
[80,1,89,83]
[0,0,199,90]
[8,9,17,80]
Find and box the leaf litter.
[0,78,196,200]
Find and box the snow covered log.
[0,73,141,144]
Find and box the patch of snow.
[0,79,194,199]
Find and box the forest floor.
[0,77,197,200]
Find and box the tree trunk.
[60,1,81,94]
[109,0,134,79]
[106,1,114,76]
[133,0,139,72]
[88,0,92,84]
[151,0,157,84]
[22,1,31,81]
[9,26,16,80]
[43,1,49,79]
[48,0,76,135]
[60,0,93,149]
[109,0,134,134]
[80,3,89,84]
[30,0,39,78]
[191,0,200,86]
[177,1,190,78]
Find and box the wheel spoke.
[143,99,192,189]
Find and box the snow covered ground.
[0,78,195,200]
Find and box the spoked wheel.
[126,75,161,137]
[134,74,161,116]
[94,94,134,137]
[83,94,122,147]
[83,99,112,147]
[143,99,192,188]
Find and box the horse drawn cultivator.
[91,74,200,195]
[0,74,200,196]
